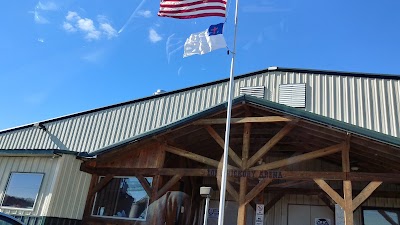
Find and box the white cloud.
[63,22,76,32]
[137,10,152,18]
[37,38,45,43]
[100,23,117,39]
[66,11,80,21]
[149,28,162,43]
[36,1,58,11]
[77,18,100,40]
[62,12,118,41]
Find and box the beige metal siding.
[0,71,399,153]
[0,155,90,219]
[45,155,91,219]
[0,156,59,216]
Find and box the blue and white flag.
[183,23,227,57]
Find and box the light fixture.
[200,187,213,225]
[350,166,359,171]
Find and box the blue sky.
[1,0,400,130]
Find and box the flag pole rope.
[217,0,239,224]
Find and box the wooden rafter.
[314,179,344,208]
[136,174,153,197]
[249,143,344,171]
[155,174,182,200]
[244,178,273,206]
[193,116,291,125]
[247,122,297,168]
[166,145,238,169]
[205,125,242,168]
[92,174,114,194]
[226,181,239,202]
[352,181,382,211]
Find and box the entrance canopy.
[80,95,400,225]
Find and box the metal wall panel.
[0,71,399,153]
[45,155,91,219]
[0,156,59,216]
[0,155,90,219]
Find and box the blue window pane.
[1,173,44,209]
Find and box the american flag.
[158,0,227,19]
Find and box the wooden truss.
[81,115,400,225]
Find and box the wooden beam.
[227,181,240,202]
[342,135,353,225]
[249,143,343,171]
[194,116,292,125]
[244,178,272,206]
[238,121,251,225]
[205,126,242,168]
[268,180,310,188]
[247,122,297,168]
[314,179,344,208]
[136,174,153,197]
[92,174,114,194]
[166,145,238,169]
[80,167,400,182]
[343,180,353,225]
[352,181,382,211]
[155,174,182,200]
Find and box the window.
[1,173,44,210]
[92,177,152,221]
[363,207,400,225]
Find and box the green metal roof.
[86,95,400,157]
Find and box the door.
[288,204,334,225]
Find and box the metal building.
[0,67,399,225]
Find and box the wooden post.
[150,144,166,225]
[238,121,251,225]
[342,135,353,225]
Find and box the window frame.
[362,206,400,225]
[91,176,153,221]
[0,172,44,211]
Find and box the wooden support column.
[238,121,251,225]
[342,135,353,225]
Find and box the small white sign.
[208,208,219,219]
[315,218,331,225]
[255,204,264,225]
[256,204,264,215]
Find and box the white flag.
[183,23,227,57]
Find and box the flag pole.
[217,0,239,223]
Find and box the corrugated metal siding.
[0,71,399,153]
[0,155,90,219]
[0,156,59,216]
[45,155,91,219]
[266,195,400,225]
